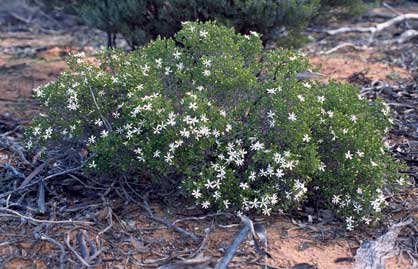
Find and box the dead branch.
[65,230,94,268]
[214,215,253,269]
[0,165,83,199]
[396,29,418,44]
[326,13,418,36]
[0,207,93,225]
[322,43,366,55]
[156,255,214,269]
[37,233,66,269]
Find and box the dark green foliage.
[33,0,373,48]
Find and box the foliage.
[73,0,321,48]
[28,22,406,230]
[33,0,373,48]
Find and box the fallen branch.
[322,43,366,55]
[0,207,93,225]
[396,29,418,44]
[37,233,66,269]
[214,215,253,269]
[326,13,418,36]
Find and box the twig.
[65,230,93,267]
[89,87,112,131]
[215,215,253,269]
[0,165,83,199]
[173,212,234,225]
[37,233,66,269]
[326,13,418,35]
[322,43,366,55]
[0,207,93,225]
[123,178,199,242]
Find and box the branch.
[215,215,253,269]
[326,13,418,35]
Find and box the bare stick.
[326,13,418,35]
[0,207,93,225]
[215,215,252,269]
[89,87,112,131]
[37,233,66,269]
[65,231,93,267]
[322,43,366,55]
[0,165,83,199]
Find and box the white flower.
[275,169,284,178]
[100,129,109,138]
[164,152,174,164]
[302,134,311,143]
[332,194,341,205]
[164,67,172,75]
[203,69,211,77]
[284,160,296,170]
[317,96,325,103]
[88,160,97,169]
[189,102,198,111]
[288,112,297,121]
[266,88,277,94]
[302,82,312,88]
[201,200,210,209]
[112,111,120,118]
[213,191,221,200]
[176,62,184,70]
[297,94,305,102]
[95,118,103,127]
[153,150,161,158]
[262,207,272,216]
[350,115,358,123]
[199,30,208,38]
[223,200,230,209]
[249,172,256,181]
[192,189,202,199]
[356,150,364,158]
[345,151,353,160]
[88,135,96,144]
[250,141,264,151]
[362,216,371,225]
[203,59,212,67]
[345,216,355,231]
[318,162,326,172]
[155,58,163,68]
[173,50,182,59]
[33,127,41,136]
[43,127,53,140]
[239,182,249,190]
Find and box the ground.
[0,2,417,269]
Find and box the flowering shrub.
[28,21,405,230]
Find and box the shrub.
[34,0,372,48]
[33,0,320,48]
[27,21,405,230]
